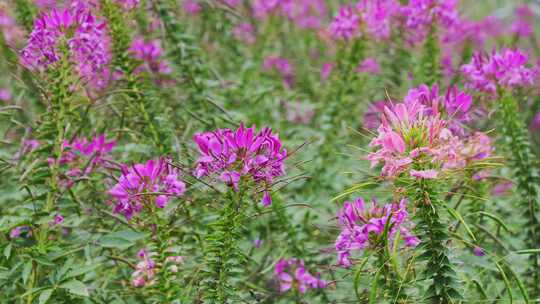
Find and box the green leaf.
[369,265,383,304]
[60,280,89,297]
[354,258,370,301]
[445,205,476,241]
[3,244,12,259]
[38,289,53,304]
[22,261,32,285]
[98,230,145,249]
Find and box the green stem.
[412,180,461,303]
[500,93,540,295]
[419,24,441,86]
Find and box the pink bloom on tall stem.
[274,258,326,294]
[20,8,110,79]
[335,197,419,267]
[132,249,156,287]
[511,4,533,38]
[356,0,400,40]
[329,5,359,40]
[193,124,286,206]
[109,158,186,220]
[183,0,202,15]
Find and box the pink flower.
[363,100,389,131]
[131,249,157,287]
[511,4,533,38]
[233,23,256,44]
[355,0,400,40]
[335,198,419,267]
[109,158,186,220]
[410,169,438,179]
[59,134,116,178]
[461,49,535,95]
[401,0,458,41]
[262,56,294,88]
[329,5,359,40]
[0,9,25,47]
[274,258,326,294]
[0,88,11,101]
[20,8,110,80]
[129,38,172,78]
[321,62,333,80]
[282,101,315,124]
[193,124,286,206]
[183,0,202,15]
[356,58,381,74]
[115,0,140,9]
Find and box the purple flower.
[49,214,64,226]
[473,246,485,257]
[193,124,286,206]
[109,158,186,220]
[59,134,116,179]
[320,62,333,81]
[115,0,140,10]
[233,23,256,45]
[10,226,30,239]
[129,38,172,78]
[356,58,381,74]
[183,0,202,15]
[0,88,11,101]
[274,258,326,294]
[461,49,535,95]
[511,4,533,38]
[20,8,110,80]
[401,0,458,41]
[132,249,157,287]
[0,9,25,48]
[329,5,359,40]
[530,111,540,129]
[263,56,294,88]
[356,0,400,40]
[335,198,419,267]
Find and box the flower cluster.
[0,9,25,47]
[329,5,359,40]
[401,0,458,30]
[461,49,536,95]
[131,249,184,287]
[510,4,533,38]
[263,56,294,88]
[132,250,156,287]
[335,197,419,267]
[252,0,326,29]
[366,85,492,179]
[129,38,172,79]
[20,8,110,79]
[233,23,256,45]
[57,134,115,181]
[193,124,286,206]
[109,158,186,220]
[355,0,399,40]
[274,258,326,294]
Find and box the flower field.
[1,0,540,303]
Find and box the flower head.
[356,0,400,40]
[109,158,186,220]
[329,5,359,40]
[274,258,326,294]
[367,85,492,179]
[129,38,172,78]
[335,197,419,267]
[193,124,286,206]
[461,49,535,95]
[20,8,110,79]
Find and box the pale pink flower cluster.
[355,0,400,40]
[58,134,116,179]
[335,197,419,267]
[252,0,327,29]
[262,56,294,88]
[0,9,25,47]
[129,38,172,78]
[233,23,256,45]
[274,258,326,294]
[366,85,492,179]
[131,249,184,287]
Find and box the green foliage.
[500,93,540,295]
[418,25,441,86]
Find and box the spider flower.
[109,158,186,220]
[366,85,492,179]
[461,49,535,95]
[129,38,172,77]
[401,0,458,42]
[131,250,156,287]
[355,0,400,40]
[274,258,326,294]
[329,5,359,40]
[20,8,110,79]
[193,124,286,206]
[335,197,419,267]
[59,134,116,178]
